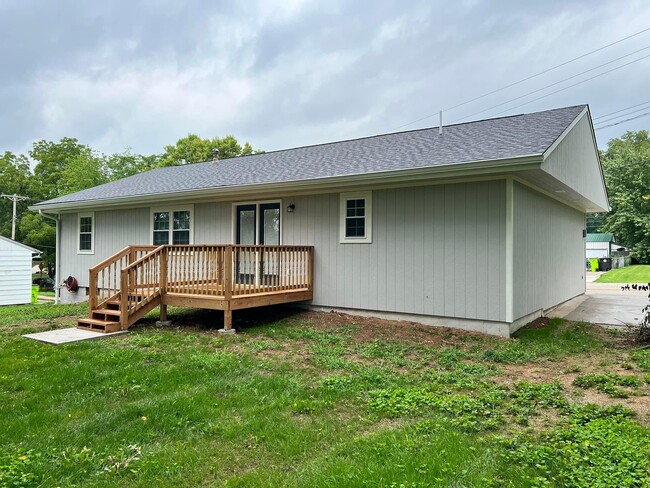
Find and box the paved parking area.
[548,274,648,327]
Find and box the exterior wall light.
[287,204,296,213]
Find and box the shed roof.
[0,235,41,254]
[586,233,614,243]
[32,105,587,209]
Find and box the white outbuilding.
[0,236,41,306]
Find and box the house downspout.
[38,210,60,305]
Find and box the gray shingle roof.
[34,105,586,208]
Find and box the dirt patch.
[285,309,498,349]
[496,356,650,426]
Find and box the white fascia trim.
[29,154,543,213]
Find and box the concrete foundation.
[298,305,516,337]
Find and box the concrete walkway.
[548,274,649,327]
[23,328,127,345]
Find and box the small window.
[340,191,372,243]
[153,212,170,245]
[151,206,193,245]
[78,213,94,254]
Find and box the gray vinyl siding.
[194,202,232,243]
[60,208,150,288]
[58,181,507,322]
[541,113,609,211]
[281,181,507,322]
[512,182,585,320]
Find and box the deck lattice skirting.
[78,244,314,333]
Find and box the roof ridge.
[191,104,588,165]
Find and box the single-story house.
[30,104,609,337]
[586,232,624,259]
[0,236,41,306]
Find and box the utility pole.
[1,194,29,240]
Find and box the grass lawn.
[1,304,650,487]
[596,265,650,283]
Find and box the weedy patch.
[496,404,650,488]
[0,447,40,487]
[573,372,643,398]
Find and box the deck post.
[220,245,235,333]
[119,269,129,329]
[89,268,98,310]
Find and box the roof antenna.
[439,110,443,135]
[212,147,220,162]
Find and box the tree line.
[594,130,650,264]
[0,134,261,276]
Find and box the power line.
[385,26,650,132]
[592,100,650,120]
[450,48,650,123]
[1,194,29,240]
[443,26,650,113]
[596,105,650,124]
[595,111,650,130]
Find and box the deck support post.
[219,245,236,334]
[159,304,167,322]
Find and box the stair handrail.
[89,246,131,310]
[88,245,159,310]
[120,245,166,327]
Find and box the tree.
[19,212,56,277]
[158,134,259,167]
[106,149,159,180]
[59,149,109,195]
[0,151,31,239]
[29,138,91,200]
[601,130,650,263]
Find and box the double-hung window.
[78,212,94,254]
[152,206,193,245]
[339,191,372,243]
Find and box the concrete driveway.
[548,272,649,327]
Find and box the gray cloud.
[1,0,649,159]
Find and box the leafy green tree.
[59,149,109,195]
[19,212,56,277]
[158,134,259,167]
[29,138,91,200]
[106,149,159,180]
[586,212,607,233]
[0,152,31,239]
[601,130,650,263]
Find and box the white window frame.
[339,191,372,244]
[150,205,194,245]
[77,212,95,254]
[231,200,283,245]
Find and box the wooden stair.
[77,294,151,333]
[77,298,123,333]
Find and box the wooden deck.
[78,244,314,333]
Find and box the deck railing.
[160,245,313,296]
[114,244,313,319]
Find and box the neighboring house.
[30,105,609,337]
[586,232,624,258]
[0,236,41,306]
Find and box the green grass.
[1,305,649,487]
[595,265,650,283]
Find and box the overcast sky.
[2,0,649,159]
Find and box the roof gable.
[0,235,41,254]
